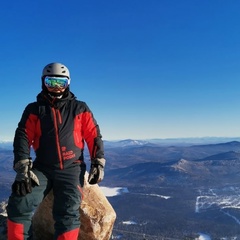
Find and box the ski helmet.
[42,63,70,79]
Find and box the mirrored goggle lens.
[44,76,70,89]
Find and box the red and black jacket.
[13,91,104,169]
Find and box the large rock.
[32,173,116,240]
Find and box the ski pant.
[7,164,82,240]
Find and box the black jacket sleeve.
[13,102,38,164]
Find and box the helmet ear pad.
[41,76,46,90]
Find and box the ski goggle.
[44,76,70,89]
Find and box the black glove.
[12,158,40,196]
[88,158,105,185]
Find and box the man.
[7,62,105,240]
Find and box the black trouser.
[7,164,82,240]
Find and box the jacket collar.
[37,91,76,108]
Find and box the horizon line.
[1,136,240,143]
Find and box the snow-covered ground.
[197,233,211,240]
[122,221,137,225]
[195,186,240,225]
[100,187,129,197]
[0,202,7,217]
[100,186,171,199]
[195,186,240,240]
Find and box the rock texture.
[33,173,116,240]
[0,173,116,240]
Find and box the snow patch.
[0,201,7,217]
[197,233,211,240]
[100,187,129,197]
[196,187,240,225]
[145,193,171,199]
[122,221,137,225]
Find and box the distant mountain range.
[2,139,240,238]
[104,137,240,147]
[2,136,240,149]
[0,141,13,150]
[103,141,240,187]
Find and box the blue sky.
[0,0,240,140]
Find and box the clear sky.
[0,0,240,141]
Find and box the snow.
[122,221,137,225]
[100,187,129,197]
[100,187,171,199]
[195,187,240,225]
[197,233,211,240]
[0,201,7,217]
[145,193,171,199]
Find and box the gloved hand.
[88,158,105,185]
[12,158,40,196]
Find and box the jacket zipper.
[57,109,62,124]
[52,107,63,169]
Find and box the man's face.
[46,87,66,94]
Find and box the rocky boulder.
[0,173,116,240]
